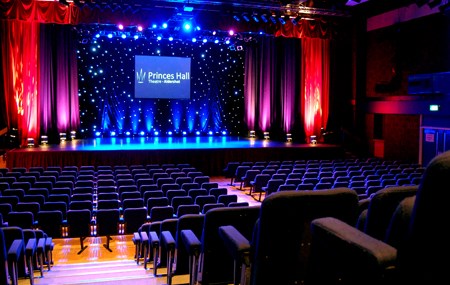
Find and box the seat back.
[36,210,64,238]
[250,188,359,285]
[199,206,261,285]
[96,209,121,236]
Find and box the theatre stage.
[6,136,345,176]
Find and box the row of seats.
[0,226,54,285]
[224,159,424,201]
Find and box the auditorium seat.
[36,210,64,238]
[186,206,260,285]
[66,209,93,254]
[96,209,121,252]
[307,151,450,284]
[218,188,359,285]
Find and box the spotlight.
[95,131,102,137]
[125,131,131,136]
[110,131,116,137]
[291,16,301,25]
[269,15,277,24]
[182,131,187,135]
[154,131,159,136]
[118,24,124,30]
[263,132,270,140]
[183,22,192,32]
[249,130,256,138]
[139,131,146,136]
[168,131,173,136]
[27,138,35,147]
[310,135,317,144]
[279,16,286,25]
[40,135,49,145]
[242,14,251,22]
[261,14,269,23]
[195,131,201,136]
[60,132,67,142]
[222,131,227,135]
[208,131,213,135]
[233,15,241,22]
[59,0,70,6]
[286,133,292,142]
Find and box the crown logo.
[136,68,146,83]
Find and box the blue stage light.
[107,33,113,38]
[168,131,173,136]
[182,131,187,135]
[169,36,174,41]
[222,131,227,135]
[154,131,159,136]
[95,131,101,137]
[139,131,145,136]
[162,23,168,29]
[192,38,197,42]
[208,131,213,135]
[110,131,116,136]
[196,131,201,136]
[183,22,192,32]
[125,131,131,136]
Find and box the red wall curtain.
[301,37,330,142]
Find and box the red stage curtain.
[301,37,330,143]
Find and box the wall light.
[40,135,48,145]
[27,138,35,147]
[286,133,292,142]
[60,132,67,142]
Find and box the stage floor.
[6,136,345,175]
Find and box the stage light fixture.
[59,0,70,6]
[222,131,227,135]
[168,131,173,136]
[95,131,102,137]
[233,15,241,22]
[139,131,146,136]
[242,14,251,22]
[182,131,187,135]
[286,133,292,142]
[208,131,213,135]
[154,131,159,136]
[40,135,49,145]
[291,16,301,25]
[269,15,277,24]
[60,132,67,142]
[196,131,201,136]
[252,14,260,22]
[27,138,35,147]
[70,131,76,140]
[118,24,124,30]
[260,14,269,23]
[184,6,194,12]
[310,135,317,144]
[279,16,286,25]
[125,131,131,136]
[264,132,270,140]
[249,130,256,138]
[110,131,117,137]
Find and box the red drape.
[1,20,40,147]
[301,37,330,143]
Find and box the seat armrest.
[26,238,37,255]
[140,231,149,243]
[7,239,24,262]
[148,231,160,248]
[132,232,141,244]
[309,217,398,284]
[218,225,251,261]
[160,231,175,251]
[181,229,201,256]
[37,238,45,253]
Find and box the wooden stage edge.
[6,144,345,176]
